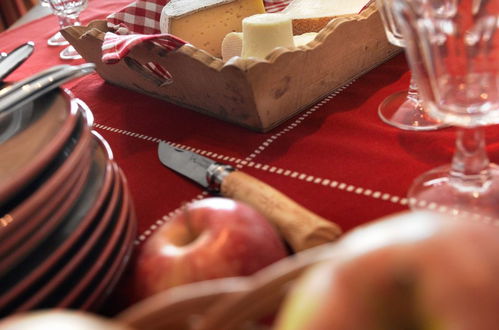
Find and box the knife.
[0,42,35,82]
[0,63,95,116]
[158,142,342,252]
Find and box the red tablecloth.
[3,0,499,315]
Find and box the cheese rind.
[281,0,370,34]
[222,32,244,62]
[161,0,234,18]
[281,0,369,19]
[160,0,265,58]
[241,13,294,60]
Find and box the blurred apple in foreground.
[133,197,288,300]
[274,211,499,330]
[0,310,133,330]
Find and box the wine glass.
[47,0,88,60]
[40,0,62,44]
[41,0,70,47]
[393,0,499,218]
[376,0,446,130]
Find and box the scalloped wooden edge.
[176,4,381,71]
[62,3,399,132]
[224,4,380,69]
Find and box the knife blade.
[158,142,342,252]
[0,42,35,82]
[0,63,95,117]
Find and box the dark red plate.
[5,132,116,315]
[0,132,116,311]
[21,163,126,311]
[0,99,92,241]
[55,142,131,307]
[0,112,93,273]
[80,167,137,311]
[0,89,80,205]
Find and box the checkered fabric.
[102,0,292,65]
[101,32,186,64]
[106,0,167,35]
[264,0,291,13]
[106,0,292,35]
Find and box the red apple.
[274,211,499,330]
[133,197,288,300]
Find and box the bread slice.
[281,0,371,34]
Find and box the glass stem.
[449,127,491,190]
[57,15,80,28]
[407,74,422,109]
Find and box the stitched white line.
[94,124,233,161]
[239,81,356,167]
[94,124,164,143]
[240,160,409,207]
[95,122,409,240]
[127,160,409,244]
[96,80,369,244]
[407,197,499,225]
[97,69,499,242]
[94,122,408,208]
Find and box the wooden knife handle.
[220,171,342,252]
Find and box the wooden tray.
[62,4,399,132]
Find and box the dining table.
[2,0,499,319]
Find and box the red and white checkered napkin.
[102,0,291,64]
[263,0,291,13]
[101,32,185,64]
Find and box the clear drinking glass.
[393,0,499,218]
[376,0,446,130]
[43,0,69,47]
[47,31,69,47]
[47,0,88,59]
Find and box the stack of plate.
[0,88,136,317]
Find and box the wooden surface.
[62,4,399,132]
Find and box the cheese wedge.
[160,0,265,58]
[281,0,371,34]
[241,13,294,60]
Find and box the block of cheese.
[221,31,318,62]
[241,13,294,60]
[281,0,371,34]
[159,0,265,58]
